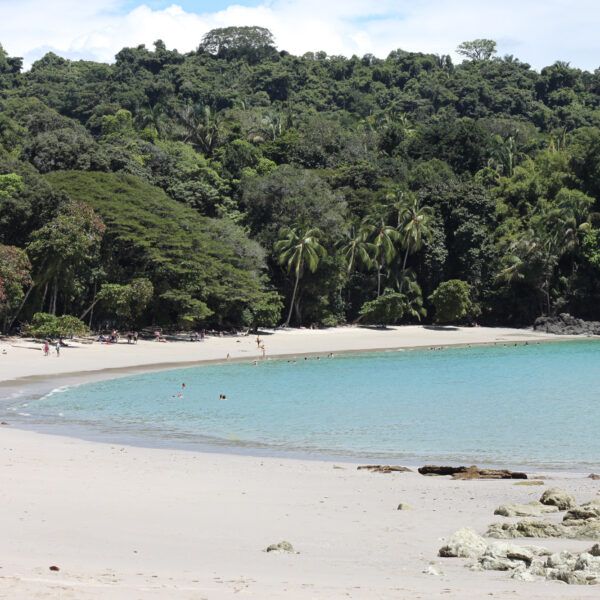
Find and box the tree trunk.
[88,282,97,328]
[376,263,382,297]
[40,282,48,312]
[398,245,410,294]
[50,275,58,315]
[8,283,35,332]
[284,272,301,327]
[80,296,100,321]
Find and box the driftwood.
[357,465,412,473]
[418,465,527,480]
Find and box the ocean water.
[4,340,600,469]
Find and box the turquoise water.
[4,340,600,468]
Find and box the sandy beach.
[1,326,599,599]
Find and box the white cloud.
[0,0,599,71]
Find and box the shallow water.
[3,340,600,468]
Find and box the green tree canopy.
[428,279,473,324]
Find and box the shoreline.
[1,326,597,473]
[0,324,585,389]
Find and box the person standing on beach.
[55,342,60,358]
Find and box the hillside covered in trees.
[1,28,600,332]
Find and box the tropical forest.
[1,28,600,333]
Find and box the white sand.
[1,428,599,599]
[1,326,597,599]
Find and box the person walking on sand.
[55,342,60,358]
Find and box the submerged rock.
[494,501,559,518]
[438,527,488,558]
[540,487,576,510]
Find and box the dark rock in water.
[419,465,465,476]
[358,465,412,473]
[0,421,8,425]
[418,465,527,479]
[534,313,600,336]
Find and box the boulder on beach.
[265,541,295,553]
[563,499,600,523]
[397,502,414,510]
[438,527,488,558]
[540,487,576,510]
[478,542,535,571]
[494,501,559,518]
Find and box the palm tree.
[396,195,433,293]
[275,227,326,327]
[363,215,400,297]
[135,104,167,138]
[340,220,374,275]
[178,103,222,156]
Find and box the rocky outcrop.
[418,465,527,479]
[494,501,559,518]
[540,487,576,510]
[438,527,488,558]
[471,544,600,585]
[487,517,600,540]
[534,313,600,335]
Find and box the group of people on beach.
[97,330,138,344]
[42,341,60,357]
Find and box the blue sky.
[1,0,599,71]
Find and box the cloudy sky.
[1,0,598,71]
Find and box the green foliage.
[456,39,497,61]
[200,27,276,63]
[44,171,269,327]
[0,244,32,326]
[97,278,153,322]
[428,280,473,324]
[246,289,283,328]
[1,37,600,327]
[27,312,89,338]
[359,289,406,325]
